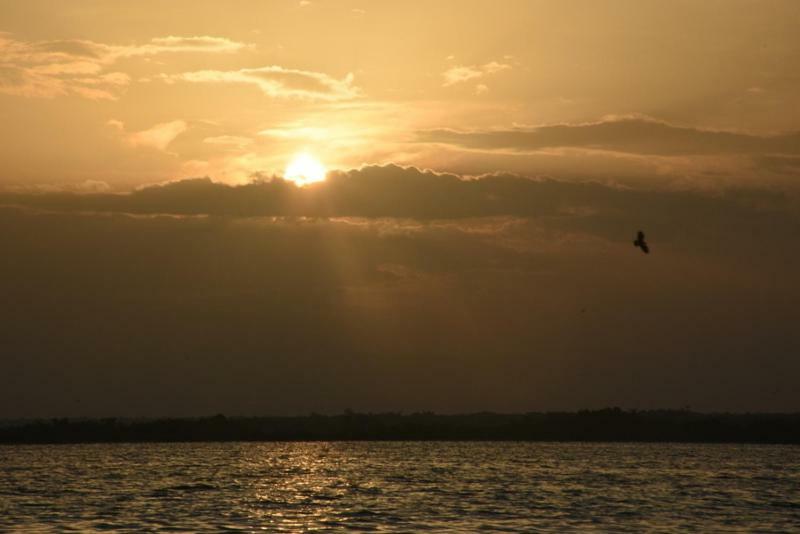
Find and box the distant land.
[2,409,800,444]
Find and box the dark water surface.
[1,442,799,531]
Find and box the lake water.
[1,442,799,531]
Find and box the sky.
[1,0,799,417]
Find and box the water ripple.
[1,442,799,531]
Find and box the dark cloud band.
[419,118,800,156]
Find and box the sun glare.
[284,152,327,186]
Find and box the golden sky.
[1,0,799,190]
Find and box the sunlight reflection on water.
[1,442,799,531]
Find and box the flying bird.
[633,230,649,254]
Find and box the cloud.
[2,166,800,415]
[7,179,111,194]
[106,119,125,131]
[419,117,800,157]
[115,36,249,57]
[0,33,250,100]
[3,164,797,257]
[110,120,189,151]
[442,61,511,87]
[0,62,121,99]
[163,66,360,101]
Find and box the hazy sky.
[1,1,799,416]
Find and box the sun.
[284,152,327,186]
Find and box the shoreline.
[3,410,799,445]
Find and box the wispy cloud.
[0,33,250,100]
[442,61,510,87]
[163,66,361,101]
[110,119,188,151]
[113,36,249,58]
[419,117,800,156]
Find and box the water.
[1,442,799,532]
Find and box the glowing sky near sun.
[284,152,326,185]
